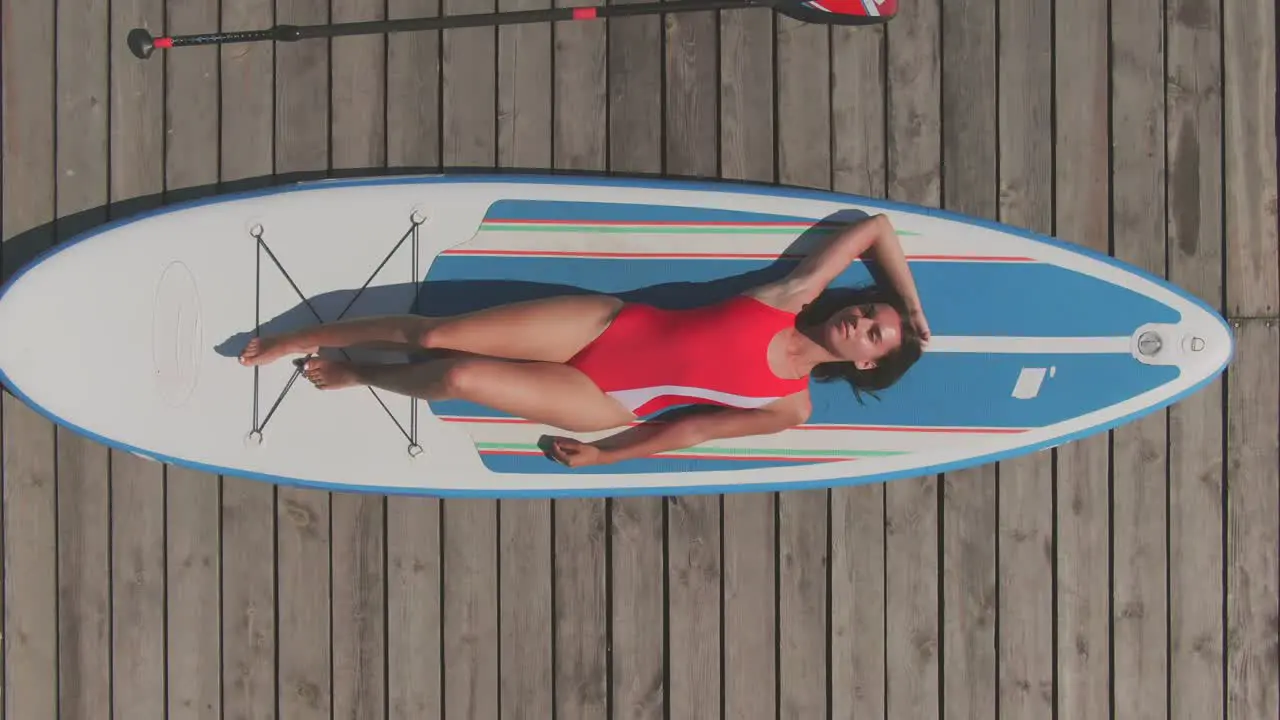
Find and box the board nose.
[1130,305,1234,377]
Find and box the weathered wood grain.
[1223,6,1279,720]
[884,0,942,715]
[1166,1,1228,719]
[828,69,890,704]
[663,8,721,719]
[995,0,1055,716]
[719,8,778,720]
[218,1,280,718]
[940,0,999,716]
[108,0,169,715]
[1111,0,1171,717]
[1223,0,1278,318]
[551,6,610,716]
[383,2,444,715]
[387,0,442,169]
[605,4,665,718]
[775,10,831,719]
[329,0,390,717]
[270,0,335,715]
[0,0,58,689]
[52,0,113,718]
[1225,322,1280,720]
[1052,0,1113,715]
[163,1,224,717]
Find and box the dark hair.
[795,285,924,403]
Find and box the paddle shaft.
[130,0,773,57]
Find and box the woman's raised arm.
[752,213,925,326]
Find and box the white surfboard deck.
[0,174,1233,497]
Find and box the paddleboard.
[0,174,1233,497]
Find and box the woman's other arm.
[546,392,812,467]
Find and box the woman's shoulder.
[741,281,809,315]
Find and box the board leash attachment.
[127,0,896,58]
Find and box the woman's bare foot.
[301,358,362,390]
[239,335,317,366]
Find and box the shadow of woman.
[214,207,878,359]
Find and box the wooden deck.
[2,0,1277,717]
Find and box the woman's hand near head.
[907,303,930,345]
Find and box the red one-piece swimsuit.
[565,294,811,416]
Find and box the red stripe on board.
[440,416,1030,434]
[440,248,1036,262]
[479,448,851,463]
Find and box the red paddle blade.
[775,0,897,25]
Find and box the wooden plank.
[994,0,1054,715]
[109,0,168,714]
[609,498,665,720]
[1166,1,1227,719]
[775,10,829,720]
[332,0,387,170]
[163,0,223,718]
[51,0,113,717]
[387,0,441,169]
[1223,0,1278,318]
[272,0,334,715]
[662,7,720,720]
[1,2,57,718]
[604,6,665,719]
[1225,322,1279,720]
[275,0,330,176]
[666,494,720,720]
[441,495,498,720]
[276,489,332,720]
[492,3,554,717]
[328,0,388,717]
[719,9,777,719]
[218,0,279,717]
[1111,0,1170,718]
[551,4,609,716]
[607,0,662,173]
[109,454,168,718]
[883,0,941,715]
[1224,6,1278,720]
[939,0,998,715]
[496,0,550,169]
[439,0,499,716]
[551,0,606,171]
[497,499,553,719]
[1051,0,1112,715]
[331,493,386,720]
[384,0,443,716]
[442,0,496,168]
[220,0,275,188]
[386,499,442,719]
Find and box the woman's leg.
[239,294,624,366]
[301,355,636,433]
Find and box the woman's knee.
[434,358,479,399]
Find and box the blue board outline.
[0,173,1235,498]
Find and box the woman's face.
[824,302,904,369]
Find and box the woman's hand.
[546,437,608,468]
[908,304,931,345]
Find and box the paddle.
[127,0,897,59]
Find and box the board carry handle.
[127,0,896,58]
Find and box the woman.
[239,212,930,468]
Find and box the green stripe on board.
[474,441,910,459]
